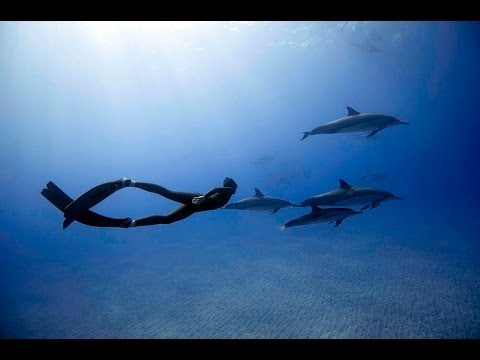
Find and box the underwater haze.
[1,21,479,339]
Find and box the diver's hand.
[192,196,206,205]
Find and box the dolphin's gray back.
[312,113,391,134]
[224,196,293,210]
[353,187,392,198]
[301,186,390,206]
[301,189,348,205]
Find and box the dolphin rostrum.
[300,179,404,210]
[300,106,409,140]
[223,188,299,214]
[279,206,362,231]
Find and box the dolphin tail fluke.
[300,132,311,141]
[279,225,286,232]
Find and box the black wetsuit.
[65,179,236,228]
[128,182,235,227]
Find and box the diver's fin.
[371,200,381,209]
[254,188,264,197]
[347,106,360,116]
[334,219,343,227]
[300,132,311,141]
[63,216,75,229]
[339,179,352,190]
[64,180,122,218]
[360,204,371,210]
[41,181,74,212]
[42,180,131,230]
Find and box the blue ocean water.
[0,21,479,339]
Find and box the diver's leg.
[64,177,133,218]
[133,182,201,205]
[127,205,197,227]
[74,212,133,229]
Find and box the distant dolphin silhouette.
[348,37,382,53]
[300,179,404,210]
[280,206,361,231]
[360,172,388,183]
[224,188,299,214]
[300,106,409,140]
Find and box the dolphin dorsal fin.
[310,205,323,213]
[347,106,360,116]
[254,188,264,197]
[339,179,352,189]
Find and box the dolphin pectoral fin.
[300,132,311,141]
[360,204,371,210]
[271,208,280,214]
[279,225,286,231]
[371,201,381,209]
[367,125,387,137]
[334,219,343,227]
[367,129,381,137]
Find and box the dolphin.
[279,206,362,231]
[223,188,300,214]
[348,38,382,53]
[300,106,409,140]
[360,171,388,184]
[300,179,404,210]
[368,28,383,43]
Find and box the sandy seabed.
[2,221,479,339]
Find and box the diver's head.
[224,177,238,192]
